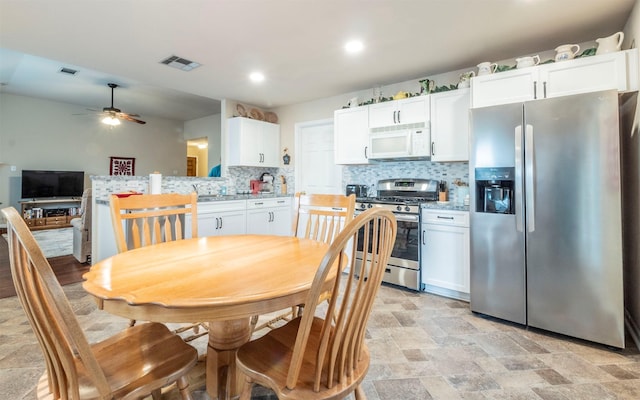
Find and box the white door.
[295,119,343,194]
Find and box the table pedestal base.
[206,318,252,400]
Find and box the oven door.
[355,211,420,290]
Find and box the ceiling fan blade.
[120,114,147,124]
[117,111,141,118]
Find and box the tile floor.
[1,281,639,400]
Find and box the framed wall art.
[109,156,135,176]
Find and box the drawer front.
[422,210,469,227]
[198,200,246,213]
[247,197,291,209]
[46,216,67,225]
[34,219,46,226]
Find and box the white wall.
[0,93,187,214]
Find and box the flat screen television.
[21,170,85,199]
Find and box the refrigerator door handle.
[515,125,524,232]
[525,124,535,232]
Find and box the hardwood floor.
[0,233,90,298]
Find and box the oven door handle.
[394,214,419,222]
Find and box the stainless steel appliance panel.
[469,105,526,324]
[470,90,625,348]
[525,91,624,347]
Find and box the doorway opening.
[187,138,209,177]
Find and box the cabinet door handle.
[215,217,220,230]
[219,217,223,230]
[437,216,455,220]
[533,81,537,99]
[543,81,547,98]
[397,110,401,124]
[422,230,426,245]
[364,146,368,159]
[431,141,435,156]
[393,110,397,124]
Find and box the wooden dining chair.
[110,192,198,254]
[110,192,206,340]
[252,192,356,332]
[1,206,198,400]
[237,207,397,400]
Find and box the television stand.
[20,198,82,231]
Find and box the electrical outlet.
[10,165,16,172]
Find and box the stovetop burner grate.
[357,196,436,205]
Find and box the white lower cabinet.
[420,209,470,301]
[186,200,247,237]
[246,197,292,236]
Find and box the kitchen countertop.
[197,193,293,202]
[96,193,292,206]
[421,202,469,212]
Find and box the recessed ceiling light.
[249,72,265,83]
[344,40,364,54]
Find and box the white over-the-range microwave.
[368,127,431,160]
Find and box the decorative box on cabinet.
[430,88,470,161]
[226,117,280,167]
[334,106,370,164]
[471,49,638,108]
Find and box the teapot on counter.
[596,31,624,55]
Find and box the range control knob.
[405,206,411,212]
[367,203,373,209]
[360,203,366,209]
[396,205,402,212]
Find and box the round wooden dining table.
[83,234,335,400]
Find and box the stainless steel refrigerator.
[469,90,625,348]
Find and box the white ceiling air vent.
[59,67,78,75]
[160,55,201,71]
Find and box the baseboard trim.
[625,309,640,350]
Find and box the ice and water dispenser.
[475,167,515,214]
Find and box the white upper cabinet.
[539,50,635,98]
[471,49,638,108]
[430,89,470,162]
[226,117,280,167]
[368,96,429,128]
[334,106,370,164]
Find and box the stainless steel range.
[354,178,438,291]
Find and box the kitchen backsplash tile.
[91,162,465,202]
[343,160,470,200]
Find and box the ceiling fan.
[97,83,146,125]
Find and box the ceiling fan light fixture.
[102,116,120,126]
